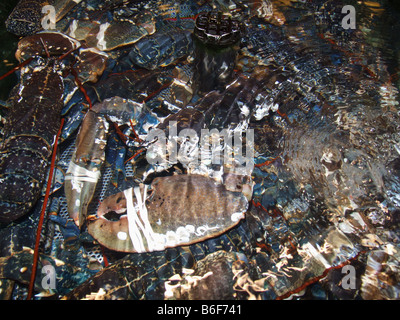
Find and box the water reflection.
[0,0,399,300]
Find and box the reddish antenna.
[39,37,50,59]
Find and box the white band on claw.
[65,162,101,183]
[124,186,159,253]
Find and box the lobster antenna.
[0,57,33,81]
[58,46,76,61]
[39,37,50,58]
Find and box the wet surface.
[0,1,19,101]
[0,0,400,300]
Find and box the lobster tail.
[0,137,50,222]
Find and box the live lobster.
[0,31,106,223]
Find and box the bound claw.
[87,174,252,253]
[64,96,149,228]
[193,11,244,47]
[64,109,107,228]
[192,12,244,94]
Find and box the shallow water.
[0,0,400,300]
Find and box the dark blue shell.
[129,30,193,70]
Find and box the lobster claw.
[64,97,146,228]
[64,161,101,228]
[87,174,252,253]
[64,109,108,228]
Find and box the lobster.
[0,31,105,223]
[5,0,83,37]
